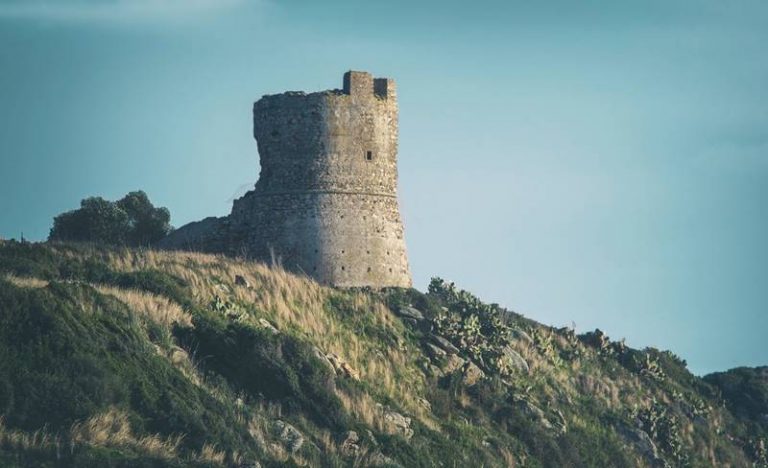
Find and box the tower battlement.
[342,71,396,100]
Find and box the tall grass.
[92,249,431,423]
[3,275,48,289]
[95,284,193,329]
[1,409,188,463]
[70,407,184,459]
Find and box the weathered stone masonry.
[161,71,412,288]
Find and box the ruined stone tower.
[221,71,411,288]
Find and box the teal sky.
[1,0,766,375]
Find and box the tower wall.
[230,71,411,288]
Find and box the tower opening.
[366,151,373,161]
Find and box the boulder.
[312,347,336,375]
[416,397,432,411]
[502,346,530,373]
[274,420,304,453]
[425,363,445,378]
[430,335,460,354]
[338,430,361,457]
[425,343,447,360]
[441,354,466,374]
[616,423,663,466]
[511,329,533,345]
[397,306,425,321]
[402,318,418,328]
[365,429,379,447]
[517,400,552,430]
[340,361,360,381]
[258,318,279,334]
[327,353,360,380]
[382,407,413,440]
[462,361,485,386]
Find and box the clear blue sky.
[1,0,766,375]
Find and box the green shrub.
[177,314,347,430]
[49,191,171,247]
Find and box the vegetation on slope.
[48,191,172,247]
[0,240,765,467]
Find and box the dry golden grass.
[1,383,189,462]
[335,389,440,435]
[70,407,184,459]
[316,430,338,456]
[500,447,518,467]
[66,244,436,456]
[88,282,209,389]
[95,285,193,329]
[0,417,57,451]
[195,443,227,464]
[90,248,432,424]
[337,390,384,432]
[4,274,48,289]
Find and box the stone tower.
[225,71,412,288]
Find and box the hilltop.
[0,240,765,467]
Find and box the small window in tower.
[341,266,346,271]
[367,267,372,272]
[366,151,373,161]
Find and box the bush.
[177,314,347,430]
[49,191,171,247]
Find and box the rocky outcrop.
[430,335,460,354]
[338,430,361,457]
[380,406,414,440]
[501,345,529,373]
[616,423,664,466]
[462,361,485,386]
[517,400,553,430]
[274,420,304,453]
[397,306,425,321]
[257,318,279,335]
[326,353,360,381]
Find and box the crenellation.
[373,78,396,100]
[343,70,374,97]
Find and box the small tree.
[49,191,172,247]
[117,191,172,246]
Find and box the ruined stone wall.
[228,71,411,288]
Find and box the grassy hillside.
[0,240,765,467]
